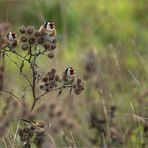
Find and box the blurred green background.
[0,0,148,147]
[1,0,148,62]
[1,0,147,94]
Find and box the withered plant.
[0,23,84,147]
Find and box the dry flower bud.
[21,36,27,42]
[51,44,56,50]
[36,104,46,113]
[49,103,56,111]
[58,117,67,127]
[48,52,54,58]
[50,68,56,74]
[39,85,44,89]
[38,38,44,44]
[29,37,35,44]
[55,110,63,117]
[49,85,53,89]
[55,75,60,81]
[42,76,48,82]
[27,27,34,34]
[21,43,29,50]
[20,26,26,34]
[67,121,75,129]
[48,73,54,81]
[74,89,81,95]
[52,39,57,43]
[74,78,85,95]
[48,112,54,118]
[44,43,50,49]
[34,31,40,37]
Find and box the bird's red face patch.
[70,68,75,75]
[49,22,55,29]
[12,32,16,38]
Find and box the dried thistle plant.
[0,21,85,147]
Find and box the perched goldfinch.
[39,21,56,43]
[7,32,18,49]
[21,118,48,133]
[62,67,76,86]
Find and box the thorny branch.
[3,46,56,111]
[36,86,64,100]
[1,48,29,62]
[30,54,37,111]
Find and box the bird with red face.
[62,67,76,86]
[39,21,56,43]
[7,32,18,49]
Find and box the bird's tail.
[21,118,32,124]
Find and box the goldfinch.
[7,32,18,49]
[57,67,76,96]
[21,118,48,133]
[39,21,56,43]
[62,67,76,86]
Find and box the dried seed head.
[34,31,40,37]
[18,127,33,143]
[48,52,54,58]
[55,75,60,81]
[44,43,50,49]
[21,43,29,50]
[74,89,81,95]
[48,74,55,81]
[49,85,53,89]
[55,110,63,117]
[20,26,26,34]
[44,82,49,87]
[30,126,35,131]
[42,76,48,82]
[54,82,57,87]
[74,78,85,95]
[21,36,27,42]
[29,37,35,44]
[27,27,34,34]
[23,127,30,133]
[52,39,57,44]
[49,103,56,111]
[11,101,18,108]
[38,38,44,44]
[67,121,75,130]
[50,44,56,50]
[18,128,23,136]
[110,105,117,111]
[50,68,56,74]
[77,79,82,85]
[48,112,54,118]
[34,132,45,147]
[36,104,46,113]
[58,117,67,127]
[39,85,44,90]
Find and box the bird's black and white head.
[44,21,55,32]
[7,32,17,41]
[65,67,76,77]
